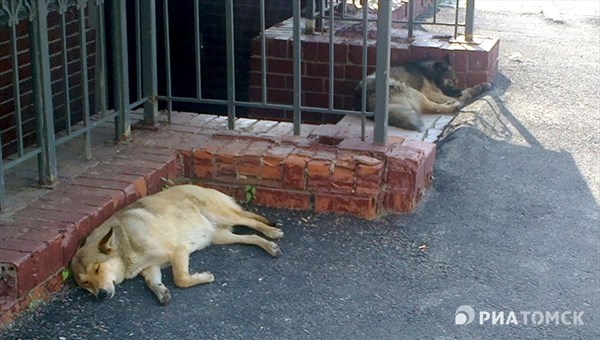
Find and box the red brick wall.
[0,5,96,158]
[162,0,297,113]
[247,0,436,124]
[247,0,500,124]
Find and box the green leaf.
[61,269,70,281]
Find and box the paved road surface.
[1,3,598,339]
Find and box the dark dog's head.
[434,54,462,98]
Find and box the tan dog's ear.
[98,228,115,254]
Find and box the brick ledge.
[0,113,435,327]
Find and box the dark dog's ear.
[443,53,451,64]
[98,228,115,254]
[434,60,447,72]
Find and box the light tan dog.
[70,184,283,304]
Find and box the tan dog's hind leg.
[238,216,284,240]
[141,265,171,304]
[212,229,282,257]
[170,245,215,288]
[218,209,284,239]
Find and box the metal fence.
[0,0,475,210]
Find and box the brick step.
[0,113,435,326]
[187,126,435,218]
[0,147,180,325]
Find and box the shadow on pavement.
[1,82,598,340]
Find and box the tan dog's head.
[71,228,123,300]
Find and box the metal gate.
[0,0,475,209]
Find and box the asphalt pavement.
[1,3,598,339]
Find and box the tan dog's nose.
[97,289,109,299]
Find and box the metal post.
[453,0,460,39]
[407,0,414,40]
[1,1,23,209]
[111,0,131,141]
[163,0,173,122]
[94,0,108,120]
[29,0,58,186]
[193,0,202,99]
[292,0,302,135]
[58,0,72,136]
[305,0,315,34]
[141,0,159,126]
[360,0,368,141]
[316,0,324,31]
[77,0,92,160]
[328,0,334,110]
[465,0,475,42]
[260,0,267,104]
[373,0,391,145]
[225,0,236,129]
[135,0,142,100]
[0,139,4,210]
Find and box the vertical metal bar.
[135,0,142,100]
[58,2,72,136]
[141,0,158,126]
[77,0,92,160]
[305,0,315,34]
[193,0,202,99]
[10,24,24,156]
[433,0,438,24]
[29,0,58,186]
[225,0,235,130]
[292,0,301,135]
[260,0,267,104]
[163,0,172,122]
[465,0,475,42]
[95,0,108,119]
[360,1,368,141]
[328,0,334,110]
[454,0,460,39]
[317,0,324,32]
[0,135,4,209]
[111,0,131,141]
[407,0,414,40]
[0,1,20,209]
[373,0,391,145]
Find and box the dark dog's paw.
[479,82,492,91]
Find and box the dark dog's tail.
[388,105,423,131]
